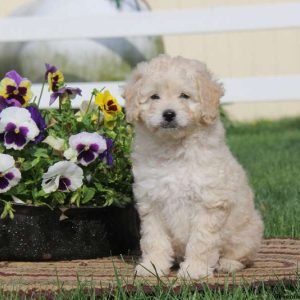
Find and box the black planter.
[0,204,140,261]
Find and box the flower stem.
[59,97,62,113]
[37,80,46,108]
[97,108,102,127]
[86,86,105,115]
[32,96,37,104]
[85,93,94,115]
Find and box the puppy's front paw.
[178,261,214,279]
[135,261,170,277]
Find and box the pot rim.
[0,202,136,217]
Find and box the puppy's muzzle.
[161,109,177,129]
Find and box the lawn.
[226,117,300,238]
[1,280,299,299]
[1,116,300,299]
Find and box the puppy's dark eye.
[150,94,160,100]
[180,93,190,99]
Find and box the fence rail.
[0,3,300,42]
[33,75,300,109]
[1,3,300,42]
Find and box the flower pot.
[0,204,140,261]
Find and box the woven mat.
[0,239,299,291]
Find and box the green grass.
[1,277,300,299]
[226,117,300,238]
[1,117,300,299]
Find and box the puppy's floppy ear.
[194,62,224,125]
[122,62,146,123]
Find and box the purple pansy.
[0,70,33,106]
[58,177,71,191]
[26,106,46,144]
[67,132,107,166]
[0,96,22,112]
[0,154,21,193]
[50,86,82,105]
[0,96,7,111]
[77,143,99,164]
[4,123,29,148]
[99,138,114,167]
[0,107,40,150]
[45,63,58,80]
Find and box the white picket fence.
[1,2,300,108]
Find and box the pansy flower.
[0,107,40,150]
[42,161,83,193]
[45,64,65,92]
[67,132,107,166]
[26,106,46,144]
[0,96,22,112]
[50,86,82,106]
[99,137,113,167]
[95,90,122,129]
[0,70,33,107]
[0,96,8,112]
[0,154,21,193]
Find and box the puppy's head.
[123,55,224,138]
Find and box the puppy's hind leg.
[178,209,227,279]
[178,199,232,279]
[136,212,174,277]
[216,258,245,273]
[217,212,263,274]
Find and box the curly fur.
[123,55,263,279]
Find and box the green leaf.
[0,201,15,219]
[22,161,33,171]
[0,207,8,219]
[33,148,49,158]
[70,191,80,204]
[12,184,28,195]
[81,187,96,204]
[52,192,66,205]
[30,158,40,167]
[94,182,103,192]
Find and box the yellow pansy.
[95,90,122,129]
[0,70,33,107]
[47,70,64,92]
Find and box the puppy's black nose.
[163,110,176,122]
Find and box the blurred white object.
[0,0,163,81]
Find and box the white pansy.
[0,153,21,193]
[42,161,83,193]
[68,132,107,166]
[0,107,39,150]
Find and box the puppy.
[123,55,263,279]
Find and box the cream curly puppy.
[123,55,263,279]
